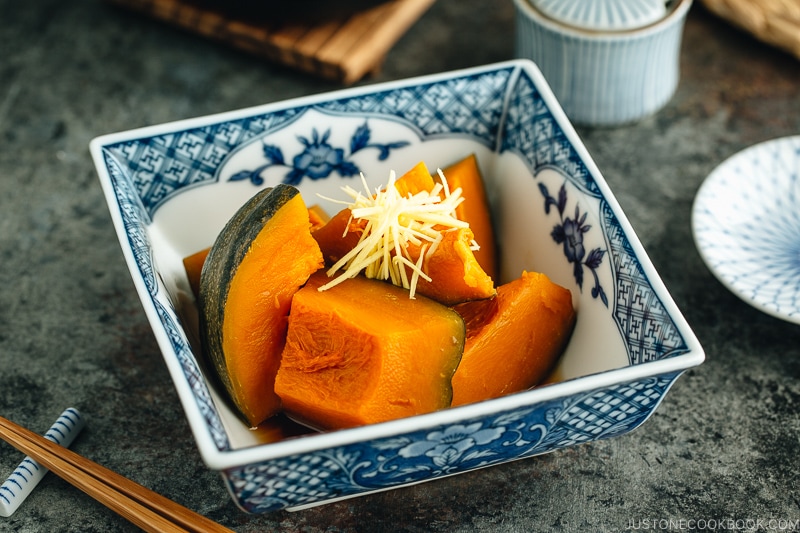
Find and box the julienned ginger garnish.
[317,169,479,298]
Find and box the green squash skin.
[197,184,301,419]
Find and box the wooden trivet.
[700,0,800,59]
[104,0,436,84]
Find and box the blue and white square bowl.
[90,59,704,513]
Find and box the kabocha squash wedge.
[315,220,494,305]
[394,160,495,304]
[183,205,329,300]
[450,271,576,406]
[312,160,495,305]
[393,160,436,197]
[274,271,466,430]
[199,185,324,427]
[311,207,361,266]
[438,154,498,281]
[183,248,209,300]
[307,203,330,230]
[404,227,495,305]
[312,161,436,266]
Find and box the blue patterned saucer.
[692,136,800,325]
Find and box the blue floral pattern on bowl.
[229,122,409,186]
[226,374,677,512]
[91,60,704,513]
[540,182,608,306]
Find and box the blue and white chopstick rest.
[0,408,85,517]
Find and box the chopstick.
[0,416,234,533]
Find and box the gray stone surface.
[1,1,799,531]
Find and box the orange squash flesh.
[312,162,435,266]
[438,154,498,281]
[200,190,324,427]
[394,160,436,197]
[315,222,494,305]
[406,227,496,305]
[310,207,361,266]
[184,206,328,300]
[183,248,209,299]
[307,204,330,230]
[223,195,323,426]
[450,271,576,407]
[311,161,495,305]
[387,160,494,303]
[274,271,465,430]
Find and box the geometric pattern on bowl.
[91,60,704,512]
[225,373,679,513]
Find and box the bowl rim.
[513,0,694,39]
[90,59,705,472]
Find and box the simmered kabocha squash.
[395,161,495,304]
[274,271,465,430]
[393,160,436,197]
[191,157,575,429]
[312,161,436,266]
[312,161,495,305]
[438,154,498,281]
[450,271,576,406]
[183,247,209,300]
[406,227,495,306]
[183,205,329,300]
[315,221,494,305]
[307,204,331,230]
[198,185,324,427]
[310,207,362,267]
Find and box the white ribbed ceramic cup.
[513,0,693,126]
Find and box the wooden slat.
[291,18,349,79]
[313,4,388,80]
[333,0,435,83]
[104,0,437,84]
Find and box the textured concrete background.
[1,1,799,531]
